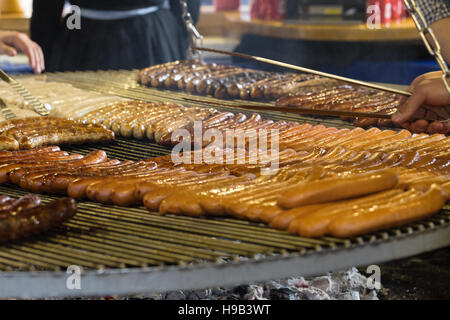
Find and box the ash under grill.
[0,71,448,298]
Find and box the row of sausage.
[0,128,448,239]
[77,101,450,159]
[137,60,337,100]
[0,117,114,151]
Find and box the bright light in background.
[18,0,32,16]
[0,0,31,16]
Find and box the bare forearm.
[430,17,450,64]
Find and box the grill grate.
[0,136,448,272]
[0,71,447,274]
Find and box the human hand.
[0,31,45,74]
[391,71,450,134]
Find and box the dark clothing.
[31,0,201,71]
[416,0,450,25]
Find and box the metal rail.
[192,47,413,96]
[1,224,449,298]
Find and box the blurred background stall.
[198,0,437,85]
[0,0,438,84]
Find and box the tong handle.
[0,98,16,119]
[0,69,13,83]
[0,68,49,116]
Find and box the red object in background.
[250,0,286,20]
[250,0,259,19]
[380,0,392,25]
[391,0,402,23]
[272,0,286,20]
[261,0,273,20]
[215,0,240,11]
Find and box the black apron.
[46,7,187,72]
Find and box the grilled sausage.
[0,146,61,158]
[442,182,450,200]
[0,153,101,184]
[272,188,403,231]
[0,194,41,217]
[0,136,19,151]
[7,151,110,185]
[0,198,77,242]
[328,185,445,238]
[288,188,416,237]
[277,169,399,209]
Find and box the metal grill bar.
[63,220,225,260]
[71,212,276,254]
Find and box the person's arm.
[30,0,65,69]
[391,1,450,134]
[391,71,450,133]
[0,30,44,74]
[429,17,450,64]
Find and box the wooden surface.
[224,12,421,42]
[0,6,228,38]
[0,13,30,34]
[196,6,229,37]
[0,10,421,42]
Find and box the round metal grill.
[0,71,448,298]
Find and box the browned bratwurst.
[0,197,77,242]
[0,117,114,151]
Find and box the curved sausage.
[159,194,204,217]
[0,146,61,158]
[93,170,188,204]
[4,150,108,185]
[279,188,403,233]
[0,194,41,219]
[328,185,445,238]
[9,159,120,186]
[0,198,77,242]
[289,188,416,237]
[277,169,399,209]
[442,182,450,200]
[143,187,176,212]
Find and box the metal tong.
[191,47,449,123]
[0,98,16,119]
[0,68,49,116]
[182,97,392,119]
[191,47,412,97]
